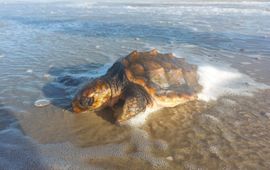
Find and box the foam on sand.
[125,106,161,127]
[0,127,168,169]
[50,128,167,168]
[39,129,168,169]
[197,65,269,101]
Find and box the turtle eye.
[86,97,94,106]
[79,97,94,108]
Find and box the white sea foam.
[125,106,161,127]
[197,65,269,101]
[26,69,33,73]
[65,2,95,9]
[121,5,270,16]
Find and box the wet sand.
[13,88,270,169]
[1,1,270,169]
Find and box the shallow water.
[1,1,270,169]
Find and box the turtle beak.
[71,100,87,113]
[72,105,84,113]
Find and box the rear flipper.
[115,84,152,124]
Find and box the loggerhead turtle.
[72,49,202,124]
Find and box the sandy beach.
[0,1,270,169]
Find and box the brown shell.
[120,49,202,98]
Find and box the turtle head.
[72,79,111,113]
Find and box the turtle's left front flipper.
[115,83,152,124]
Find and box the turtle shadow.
[42,63,103,111]
[42,63,116,124]
[95,108,116,124]
[95,100,125,124]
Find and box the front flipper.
[115,84,152,124]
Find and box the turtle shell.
[121,49,202,98]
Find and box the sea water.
[0,1,270,169]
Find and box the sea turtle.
[72,49,202,124]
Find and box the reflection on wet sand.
[0,102,48,169]
[143,90,270,169]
